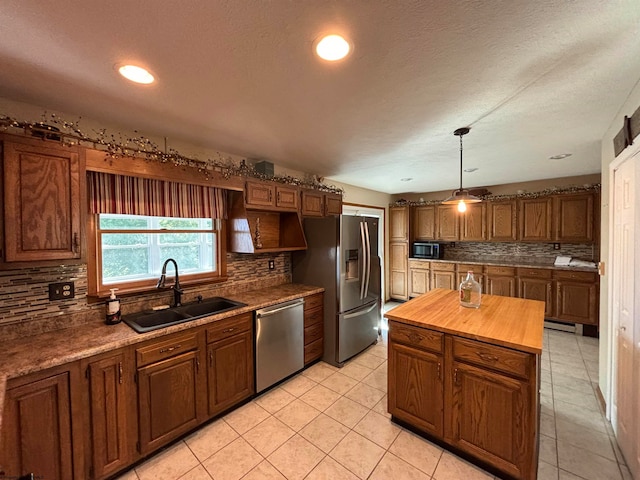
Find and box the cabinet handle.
[209,349,213,366]
[277,191,281,203]
[437,362,441,380]
[196,355,200,373]
[476,351,499,362]
[269,190,272,202]
[73,232,79,253]
[454,368,459,385]
[159,344,181,354]
[223,328,235,334]
[118,362,123,385]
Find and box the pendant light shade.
[442,127,481,211]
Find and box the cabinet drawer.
[304,338,323,363]
[452,337,531,380]
[485,266,516,276]
[136,332,199,367]
[408,260,431,270]
[304,306,323,328]
[553,270,597,282]
[304,293,323,312]
[389,321,443,353]
[431,262,456,272]
[517,267,552,279]
[304,322,323,345]
[456,263,483,274]
[206,313,252,343]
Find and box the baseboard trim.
[596,384,606,414]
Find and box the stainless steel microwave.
[412,242,441,259]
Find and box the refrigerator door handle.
[359,221,365,301]
[343,302,378,319]
[363,221,371,298]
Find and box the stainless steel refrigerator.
[292,215,381,367]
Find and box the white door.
[611,153,639,477]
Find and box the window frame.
[87,213,227,297]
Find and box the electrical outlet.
[553,243,561,250]
[49,281,75,301]
[268,259,275,270]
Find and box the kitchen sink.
[124,297,247,333]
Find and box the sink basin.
[124,297,246,333]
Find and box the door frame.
[342,203,386,302]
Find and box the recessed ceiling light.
[118,64,155,84]
[400,178,413,182]
[549,153,572,160]
[315,34,351,61]
[464,168,478,173]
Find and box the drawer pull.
[407,332,424,344]
[476,351,499,362]
[118,362,123,385]
[159,344,182,354]
[454,368,459,385]
[437,362,441,380]
[223,328,235,333]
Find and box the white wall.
[599,80,640,410]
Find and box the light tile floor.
[116,303,631,480]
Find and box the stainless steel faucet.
[157,258,183,307]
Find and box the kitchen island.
[386,288,544,480]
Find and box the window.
[90,214,224,295]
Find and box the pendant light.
[442,127,481,212]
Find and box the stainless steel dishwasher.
[255,298,305,392]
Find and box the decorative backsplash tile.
[442,242,598,265]
[0,252,291,330]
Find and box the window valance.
[88,171,226,219]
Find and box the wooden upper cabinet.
[553,193,594,243]
[390,206,409,242]
[2,138,83,262]
[413,206,436,241]
[245,180,299,211]
[460,203,486,241]
[518,197,552,242]
[301,190,342,216]
[487,200,518,241]
[435,204,459,241]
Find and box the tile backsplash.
[442,242,598,265]
[0,252,291,331]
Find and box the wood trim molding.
[596,384,607,414]
[613,104,640,157]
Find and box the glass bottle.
[459,271,481,308]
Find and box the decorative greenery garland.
[0,112,344,194]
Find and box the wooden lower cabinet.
[136,331,206,455]
[554,271,598,324]
[518,268,554,318]
[304,293,324,364]
[408,260,430,297]
[1,364,84,480]
[388,321,539,480]
[206,314,254,416]
[82,349,136,480]
[431,263,457,290]
[485,266,517,297]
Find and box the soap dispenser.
[105,288,121,324]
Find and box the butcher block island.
[386,288,545,480]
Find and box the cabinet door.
[448,361,532,480]
[518,197,552,241]
[409,268,430,297]
[431,270,456,290]
[485,275,517,297]
[207,331,254,417]
[460,203,486,241]
[518,277,554,318]
[137,350,203,455]
[245,180,275,207]
[487,200,517,241]
[435,205,459,241]
[3,140,81,261]
[275,185,299,210]
[2,372,75,479]
[301,190,324,217]
[324,193,343,215]
[389,342,443,437]
[413,206,436,240]
[85,350,136,480]
[390,206,409,241]
[553,193,594,243]
[390,242,409,300]
[555,280,598,324]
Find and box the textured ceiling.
[1,1,639,194]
